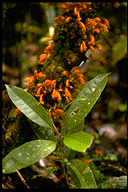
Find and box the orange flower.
[37,72,46,79]
[76,12,81,21]
[103,18,109,26]
[65,79,70,87]
[88,35,95,45]
[37,83,43,87]
[65,17,72,23]
[44,43,54,52]
[43,90,47,94]
[34,70,38,74]
[24,76,34,84]
[44,79,52,86]
[51,89,62,101]
[14,108,20,116]
[95,149,104,155]
[65,88,72,103]
[94,17,101,22]
[80,43,84,52]
[82,158,92,164]
[79,22,86,30]
[78,77,86,85]
[96,43,103,52]
[58,84,63,92]
[62,70,68,76]
[60,4,67,9]
[83,4,87,9]
[39,54,47,63]
[80,41,87,52]
[35,87,42,97]
[71,66,81,74]
[82,41,87,50]
[46,53,51,59]
[89,46,95,52]
[51,80,56,88]
[44,37,52,43]
[39,94,44,105]
[74,7,78,16]
[100,24,108,32]
[94,28,100,33]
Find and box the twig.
[16,170,30,189]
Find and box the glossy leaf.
[5,84,54,130]
[2,140,56,174]
[28,120,57,141]
[63,120,85,160]
[67,159,97,189]
[63,131,94,152]
[63,73,109,135]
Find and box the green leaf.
[63,131,94,152]
[63,73,109,135]
[63,120,85,160]
[67,159,97,189]
[28,120,57,141]
[2,140,56,174]
[5,85,54,130]
[100,176,127,189]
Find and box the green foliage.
[2,140,56,174]
[63,131,94,152]
[5,84,54,130]
[99,176,127,189]
[3,73,109,188]
[67,159,97,188]
[63,73,110,135]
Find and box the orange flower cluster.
[38,40,54,64]
[24,70,46,84]
[53,2,109,57]
[24,2,120,129]
[24,67,85,104]
[23,66,85,127]
[60,2,92,13]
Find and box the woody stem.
[52,122,64,139]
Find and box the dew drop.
[44,149,47,151]
[92,88,95,91]
[18,153,22,156]
[47,147,52,150]
[27,153,30,156]
[2,169,5,173]
[33,148,35,151]
[26,157,29,160]
[88,102,90,105]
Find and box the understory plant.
[2,2,125,189]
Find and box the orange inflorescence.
[24,2,118,128]
[38,42,54,64]
[52,2,109,56]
